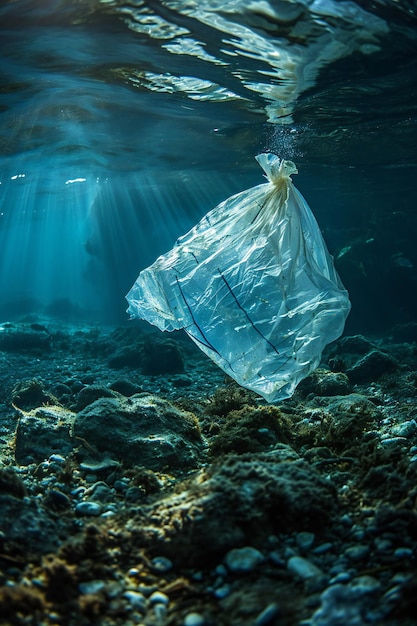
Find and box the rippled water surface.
[1,0,416,329]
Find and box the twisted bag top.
[127,153,350,402]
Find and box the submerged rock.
[298,369,352,397]
[14,406,75,465]
[144,453,337,566]
[347,350,398,383]
[73,395,203,470]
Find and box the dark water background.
[1,0,416,333]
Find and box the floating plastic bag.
[127,154,350,402]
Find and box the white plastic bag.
[127,154,350,402]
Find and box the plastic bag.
[126,154,350,402]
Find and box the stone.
[296,531,315,552]
[309,394,381,448]
[150,556,173,573]
[14,406,75,465]
[254,603,280,626]
[298,369,352,397]
[224,546,264,573]
[183,613,205,626]
[391,420,417,438]
[123,590,147,612]
[109,379,143,397]
[73,385,117,411]
[108,348,142,369]
[73,395,203,470]
[75,501,102,516]
[338,335,374,354]
[79,580,106,595]
[287,556,323,580]
[12,379,57,411]
[347,350,398,383]
[149,591,169,605]
[145,454,337,567]
[310,584,367,625]
[345,544,370,561]
[142,339,184,375]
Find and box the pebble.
[79,458,119,472]
[380,437,408,448]
[124,590,147,612]
[312,542,333,555]
[79,580,106,594]
[254,602,280,625]
[329,571,351,584]
[351,575,381,594]
[183,613,205,626]
[345,545,370,561]
[287,556,323,580]
[224,546,264,573]
[150,556,173,573]
[49,454,66,465]
[391,420,417,438]
[149,591,169,605]
[394,547,413,559]
[213,584,231,599]
[128,567,140,577]
[296,531,315,552]
[85,482,114,503]
[75,501,102,516]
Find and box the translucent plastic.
[127,154,351,402]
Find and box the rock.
[79,580,106,595]
[338,335,374,354]
[209,405,293,456]
[73,385,117,411]
[108,348,143,369]
[310,584,367,625]
[75,501,103,516]
[109,379,143,397]
[347,350,398,383]
[298,369,352,397]
[123,590,147,612]
[14,406,76,465]
[150,556,173,573]
[79,458,119,473]
[149,591,169,605]
[345,544,370,561]
[183,613,205,626]
[296,531,315,552]
[84,482,114,503]
[391,420,417,438]
[73,395,203,470]
[309,394,382,448]
[12,379,57,411]
[287,556,323,580]
[145,454,337,567]
[254,603,280,626]
[142,339,184,375]
[224,546,264,573]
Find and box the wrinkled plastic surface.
[127,154,350,402]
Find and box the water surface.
[1,0,416,330]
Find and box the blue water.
[1,0,416,330]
